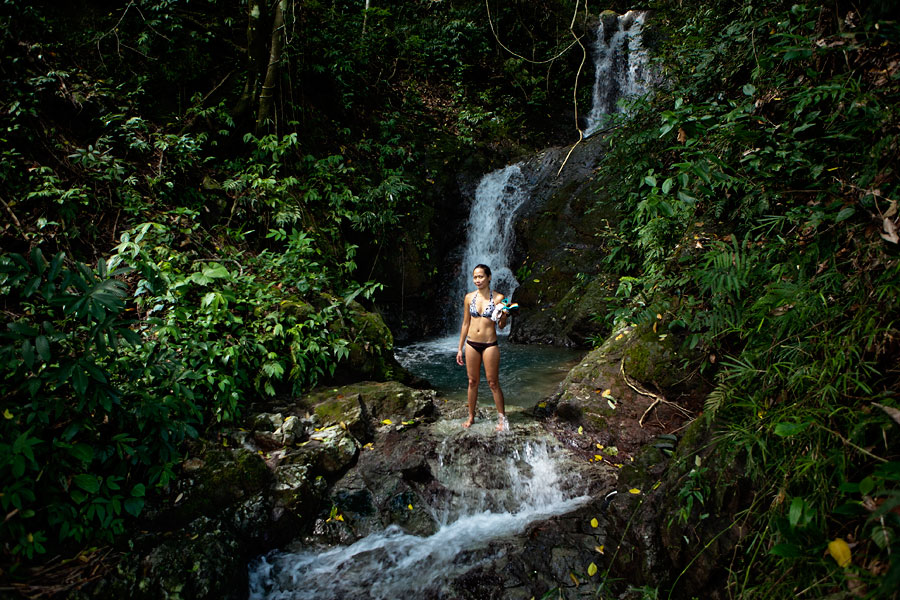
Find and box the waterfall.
[454,164,529,321]
[247,441,587,600]
[583,10,651,137]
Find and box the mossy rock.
[165,446,271,526]
[310,391,371,441]
[621,322,680,388]
[357,380,437,422]
[278,300,315,320]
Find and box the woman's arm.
[496,293,509,329]
[456,294,471,365]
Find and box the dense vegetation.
[0,0,584,578]
[595,0,900,597]
[1,0,898,598]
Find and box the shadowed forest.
[1,0,899,598]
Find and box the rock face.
[506,135,621,347]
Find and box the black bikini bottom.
[466,340,498,354]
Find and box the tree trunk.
[255,0,287,135]
[233,0,271,127]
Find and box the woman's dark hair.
[473,264,492,277]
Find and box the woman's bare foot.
[462,416,475,428]
[495,414,508,432]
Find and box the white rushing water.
[584,11,651,137]
[247,441,587,600]
[454,163,529,321]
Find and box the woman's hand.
[456,349,464,365]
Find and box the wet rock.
[601,418,755,598]
[308,389,371,441]
[537,322,704,462]
[150,445,272,529]
[307,424,360,473]
[506,136,619,348]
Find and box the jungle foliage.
[596,0,900,596]
[0,0,585,573]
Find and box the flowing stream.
[248,441,589,600]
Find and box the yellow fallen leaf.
[595,545,605,554]
[601,389,613,399]
[629,488,641,494]
[828,538,852,567]
[3,409,13,419]
[588,562,598,577]
[537,402,547,408]
[596,443,604,449]
[594,455,603,461]
[381,419,392,425]
[569,572,579,587]
[615,334,624,341]
[335,514,344,522]
[656,313,662,320]
[533,279,541,283]
[577,426,583,435]
[590,518,599,528]
[652,481,662,490]
[408,504,413,510]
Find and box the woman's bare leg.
[463,343,482,427]
[482,345,506,430]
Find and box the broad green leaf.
[774,421,810,437]
[68,443,94,463]
[35,335,50,362]
[859,476,875,496]
[769,543,802,557]
[124,497,144,517]
[73,474,100,494]
[202,264,231,279]
[835,207,855,222]
[870,525,893,549]
[661,177,674,194]
[788,497,804,527]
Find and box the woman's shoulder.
[493,291,505,302]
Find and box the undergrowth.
[595,0,900,597]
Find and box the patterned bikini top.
[469,291,496,318]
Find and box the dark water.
[394,334,583,407]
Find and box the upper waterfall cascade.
[584,10,651,137]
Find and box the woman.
[456,264,509,431]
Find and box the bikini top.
[469,291,496,318]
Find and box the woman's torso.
[466,290,502,343]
